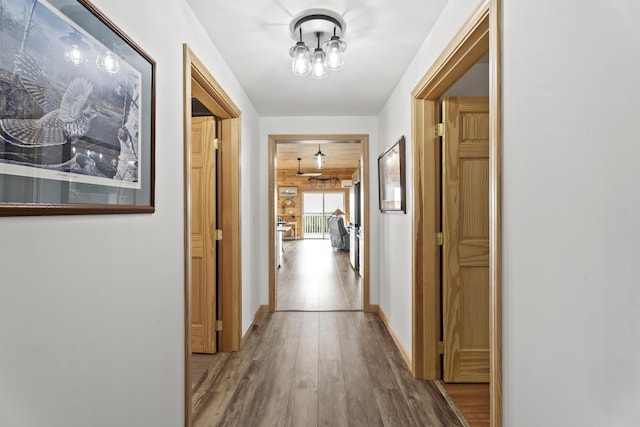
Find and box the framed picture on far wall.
[279,186,298,197]
[0,0,155,216]
[378,136,406,213]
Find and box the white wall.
[378,0,640,425]
[0,1,262,426]
[376,0,483,359]
[502,1,640,425]
[259,117,379,304]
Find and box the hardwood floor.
[441,383,490,427]
[192,353,217,390]
[277,239,361,311]
[190,239,486,425]
[193,311,466,426]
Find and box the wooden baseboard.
[372,304,413,370]
[242,304,269,345]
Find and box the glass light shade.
[61,31,89,66]
[289,41,311,76]
[310,48,327,79]
[314,151,325,169]
[64,45,87,66]
[97,51,120,74]
[323,36,347,70]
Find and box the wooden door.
[191,116,217,354]
[442,97,489,382]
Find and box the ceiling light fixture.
[288,9,347,79]
[314,144,325,169]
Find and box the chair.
[327,216,350,251]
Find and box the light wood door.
[442,97,489,382]
[191,116,217,354]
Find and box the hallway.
[191,237,486,425]
[192,311,465,426]
[276,239,361,311]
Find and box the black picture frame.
[0,0,155,215]
[378,135,406,213]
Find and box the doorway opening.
[183,45,242,426]
[268,135,371,313]
[410,1,501,426]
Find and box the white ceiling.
[185,0,449,117]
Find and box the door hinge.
[435,232,444,246]
[435,123,444,137]
[214,229,223,241]
[215,320,223,331]
[212,138,220,150]
[438,341,445,355]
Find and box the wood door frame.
[268,134,371,313]
[183,45,242,427]
[410,0,502,425]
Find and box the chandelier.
[289,9,347,79]
[308,176,339,188]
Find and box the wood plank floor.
[193,311,466,426]
[441,383,490,427]
[277,239,361,311]
[192,353,217,390]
